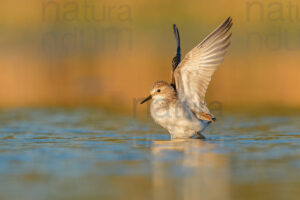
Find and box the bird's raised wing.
[171,24,181,89]
[174,17,232,116]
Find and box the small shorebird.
[141,17,232,139]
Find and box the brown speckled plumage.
[140,17,232,138]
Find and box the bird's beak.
[140,95,152,104]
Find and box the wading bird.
[141,17,232,139]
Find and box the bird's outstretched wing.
[171,24,181,89]
[174,17,232,117]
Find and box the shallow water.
[0,108,300,200]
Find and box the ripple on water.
[0,108,300,200]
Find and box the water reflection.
[1,109,300,200]
[151,139,230,200]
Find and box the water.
[0,108,300,200]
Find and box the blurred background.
[1,0,300,114]
[2,1,300,200]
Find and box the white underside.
[150,100,209,139]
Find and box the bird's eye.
[157,89,161,93]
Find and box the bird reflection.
[151,139,231,200]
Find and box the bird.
[140,17,232,139]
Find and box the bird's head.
[140,81,176,104]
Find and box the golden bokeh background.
[1,0,299,113]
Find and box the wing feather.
[171,24,181,88]
[174,17,233,116]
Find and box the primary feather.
[174,17,233,116]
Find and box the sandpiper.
[141,17,232,139]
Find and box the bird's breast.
[150,99,171,126]
[150,100,203,130]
